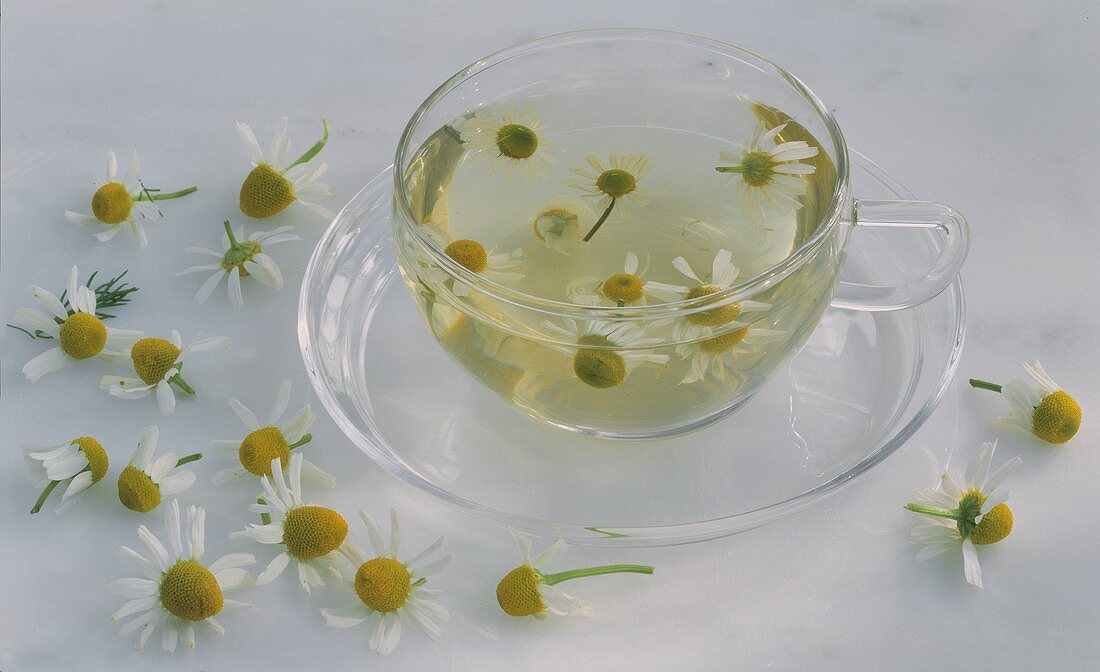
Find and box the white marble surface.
[2,1,1097,670]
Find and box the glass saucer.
[298,151,965,547]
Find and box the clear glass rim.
[392,27,851,321]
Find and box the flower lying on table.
[178,221,299,308]
[25,435,109,514]
[970,361,1081,444]
[117,426,201,513]
[236,116,333,219]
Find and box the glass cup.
[390,29,969,439]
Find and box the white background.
[2,1,1098,670]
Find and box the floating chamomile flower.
[566,153,663,242]
[178,221,299,308]
[421,221,524,295]
[65,150,197,247]
[531,201,592,254]
[904,441,1022,589]
[567,252,687,307]
[12,266,143,382]
[674,322,787,384]
[210,380,335,488]
[715,121,819,220]
[117,426,200,513]
[99,330,229,416]
[970,361,1081,444]
[230,453,347,593]
[237,116,334,219]
[496,529,652,619]
[25,436,109,514]
[455,103,555,182]
[321,508,451,655]
[541,319,669,390]
[109,500,254,652]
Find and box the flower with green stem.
[25,435,109,514]
[210,380,335,488]
[566,153,663,242]
[715,121,819,220]
[904,440,1022,589]
[567,252,687,307]
[177,221,299,308]
[11,265,143,382]
[541,319,669,390]
[237,116,334,219]
[7,269,138,340]
[970,361,1081,444]
[99,329,229,416]
[496,529,653,619]
[66,150,197,246]
[455,103,555,182]
[531,200,593,254]
[320,508,451,654]
[117,426,201,513]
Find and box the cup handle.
[831,199,970,312]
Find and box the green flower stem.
[582,198,617,243]
[135,186,198,202]
[903,503,965,522]
[169,373,196,395]
[175,453,203,467]
[285,118,330,172]
[288,434,313,450]
[969,378,1003,393]
[257,498,271,525]
[30,480,61,514]
[540,564,654,586]
[223,220,240,247]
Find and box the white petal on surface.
[229,399,261,431]
[65,210,99,225]
[531,539,567,566]
[210,467,248,485]
[243,253,283,290]
[107,577,160,599]
[360,511,386,556]
[405,536,445,572]
[13,307,61,337]
[101,376,156,399]
[137,525,172,571]
[281,404,315,442]
[961,538,983,589]
[156,380,177,416]
[32,287,69,320]
[215,567,252,591]
[300,458,337,489]
[111,595,158,622]
[22,348,76,383]
[984,455,1022,493]
[965,441,996,491]
[158,470,196,496]
[227,266,244,308]
[187,335,229,352]
[389,509,401,559]
[236,121,265,165]
[208,553,256,574]
[298,561,324,592]
[267,380,292,425]
[115,545,162,580]
[194,270,226,304]
[321,604,368,628]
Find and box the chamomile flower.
[99,330,229,416]
[541,319,669,389]
[455,103,555,182]
[177,220,299,308]
[65,150,197,247]
[25,436,109,514]
[567,252,687,307]
[674,322,787,384]
[715,121,819,220]
[970,361,1082,444]
[531,201,592,254]
[421,221,524,294]
[230,453,347,593]
[210,379,335,488]
[495,529,652,619]
[236,116,334,219]
[12,266,143,382]
[904,441,1022,589]
[109,500,254,652]
[566,153,664,242]
[117,426,201,513]
[320,508,451,655]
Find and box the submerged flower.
[541,319,668,389]
[566,153,663,242]
[567,252,686,307]
[177,221,299,308]
[495,530,652,619]
[970,361,1081,444]
[12,266,142,382]
[109,500,254,652]
[99,330,228,416]
[237,116,333,219]
[421,221,524,294]
[65,150,197,247]
[320,509,451,655]
[117,426,200,513]
[210,379,334,488]
[715,121,819,219]
[674,321,786,384]
[25,436,109,514]
[904,441,1022,589]
[531,201,592,254]
[455,103,555,182]
[230,453,347,593]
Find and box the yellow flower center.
[130,337,181,385]
[533,207,579,244]
[159,559,224,621]
[496,565,544,617]
[1031,390,1081,444]
[282,505,348,560]
[444,239,488,273]
[595,169,637,198]
[738,151,777,187]
[495,124,539,160]
[685,284,741,326]
[354,557,412,613]
[117,465,161,512]
[239,163,296,218]
[573,335,626,389]
[956,489,1013,545]
[91,182,133,224]
[74,436,108,483]
[238,427,290,476]
[601,273,645,304]
[698,326,750,354]
[58,312,108,360]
